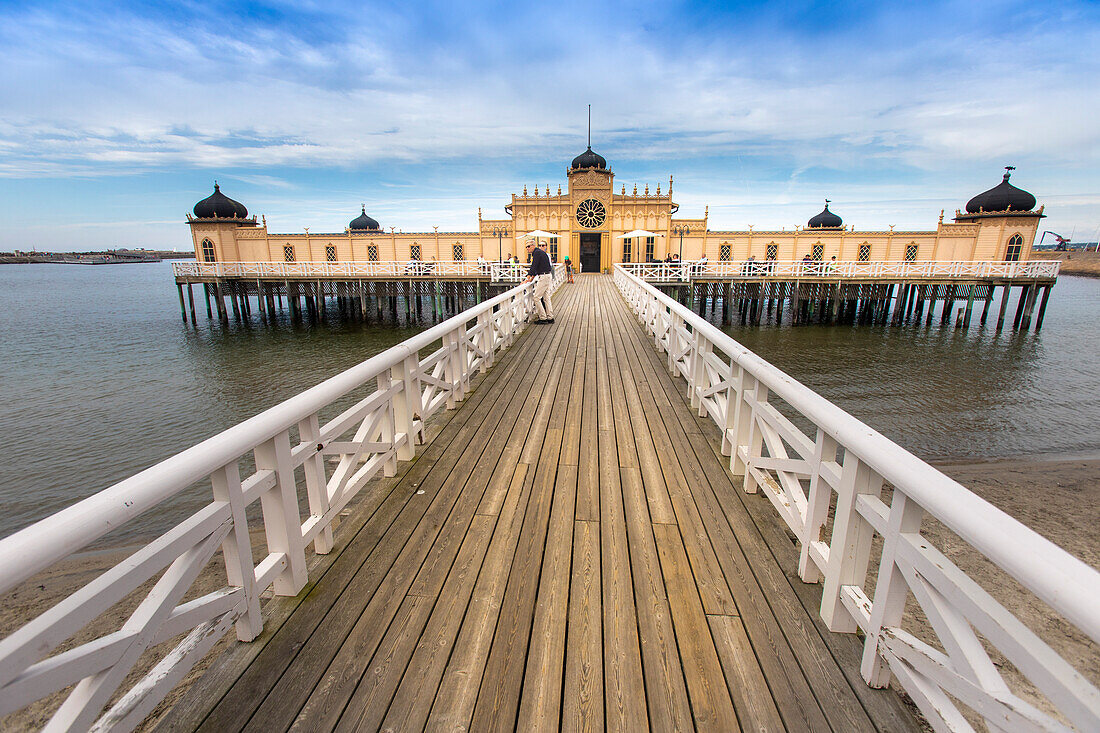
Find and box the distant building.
[187,154,1044,272]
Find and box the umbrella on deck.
[615,229,665,239]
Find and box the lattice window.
[858,244,871,261]
[719,243,732,261]
[645,236,655,262]
[367,245,379,261]
[411,244,421,260]
[765,243,777,260]
[325,245,337,262]
[623,239,632,263]
[201,238,216,263]
[549,238,558,262]
[283,245,295,262]
[905,243,919,261]
[811,244,824,260]
[1004,233,1022,262]
[453,244,464,260]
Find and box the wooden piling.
[996,284,1011,330]
[1035,284,1052,331]
[176,283,187,323]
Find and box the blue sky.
[1,0,1098,251]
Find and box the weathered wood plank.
[652,522,740,730]
[562,519,603,733]
[619,465,694,731]
[516,463,578,730]
[708,613,786,733]
[342,514,496,732]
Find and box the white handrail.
[613,263,1098,732]
[617,259,1061,281]
[172,260,553,283]
[0,267,566,730]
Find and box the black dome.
[571,146,607,171]
[965,168,1036,214]
[349,205,380,231]
[807,201,843,229]
[193,183,248,219]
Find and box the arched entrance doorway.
[580,233,601,272]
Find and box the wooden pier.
[162,275,919,732]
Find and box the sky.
[1,0,1098,252]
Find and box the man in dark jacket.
[524,239,554,323]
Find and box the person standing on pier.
[524,239,555,323]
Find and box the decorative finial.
[621,184,626,194]
[644,184,649,195]
[557,185,561,195]
[825,199,831,207]
[656,183,661,195]
[1004,165,1015,181]
[633,184,637,195]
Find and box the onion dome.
[965,167,1036,213]
[193,182,248,218]
[349,205,380,231]
[807,200,843,229]
[571,146,607,171]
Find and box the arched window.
[325,245,337,262]
[201,238,216,263]
[905,243,918,262]
[719,243,732,261]
[811,243,824,260]
[1005,233,1023,262]
[858,243,871,262]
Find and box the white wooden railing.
[614,264,1098,732]
[619,259,1062,282]
[173,260,544,282]
[0,271,564,731]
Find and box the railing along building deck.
[619,259,1060,331]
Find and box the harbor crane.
[1039,230,1071,251]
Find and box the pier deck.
[164,275,920,732]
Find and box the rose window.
[575,198,606,228]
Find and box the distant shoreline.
[0,251,193,265]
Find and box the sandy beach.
[1032,250,1100,277]
[1,452,1096,730]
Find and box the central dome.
[571,146,607,171]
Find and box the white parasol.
[616,229,665,239]
[522,229,557,239]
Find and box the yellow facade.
[189,153,1044,269]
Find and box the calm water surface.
[2,262,1099,543]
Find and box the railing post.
[211,462,262,641]
[378,373,398,477]
[690,331,710,413]
[444,328,463,409]
[740,380,768,493]
[799,428,836,583]
[254,431,308,596]
[478,311,494,369]
[390,354,419,459]
[720,363,741,457]
[729,368,758,480]
[668,313,682,375]
[861,492,924,687]
[820,455,883,632]
[299,414,333,554]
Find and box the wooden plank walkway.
[161,274,921,732]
